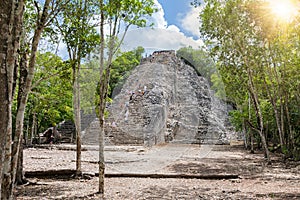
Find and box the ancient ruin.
[82,50,237,146]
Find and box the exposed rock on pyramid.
[82,50,236,146]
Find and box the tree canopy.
[198,0,300,160]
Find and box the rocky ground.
[15,143,300,199]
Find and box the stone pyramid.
[82,50,235,146]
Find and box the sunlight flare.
[267,0,299,22]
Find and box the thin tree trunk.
[98,0,105,194]
[9,1,50,198]
[280,97,285,145]
[265,44,286,152]
[11,49,28,188]
[263,76,284,150]
[234,36,270,163]
[250,130,254,153]
[98,34,117,196]
[24,118,29,145]
[97,0,132,193]
[14,50,29,185]
[30,113,37,145]
[242,120,248,149]
[284,91,293,156]
[237,42,270,162]
[73,63,82,176]
[247,68,270,164]
[248,95,254,153]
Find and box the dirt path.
[16,144,300,199]
[22,143,215,174]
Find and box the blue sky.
[56,1,204,57]
[158,0,190,27]
[122,0,203,53]
[158,0,195,37]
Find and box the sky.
[56,0,203,59]
[121,0,203,54]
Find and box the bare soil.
[15,144,300,199]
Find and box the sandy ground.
[15,143,300,199]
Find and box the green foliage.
[210,73,226,99]
[110,46,144,97]
[93,47,144,116]
[27,52,73,133]
[56,0,100,59]
[176,46,216,83]
[104,0,158,27]
[199,0,300,158]
[228,110,245,132]
[80,59,99,113]
[23,0,38,34]
[96,0,157,134]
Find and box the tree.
[97,0,157,193]
[199,0,300,161]
[176,46,216,83]
[27,52,73,134]
[1,0,71,198]
[199,0,272,162]
[3,0,52,197]
[0,0,25,199]
[55,0,100,176]
[12,52,73,185]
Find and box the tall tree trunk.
[265,45,286,152]
[0,0,24,199]
[250,130,254,153]
[73,62,82,176]
[263,76,284,151]
[11,49,28,186]
[98,0,105,194]
[247,68,271,164]
[238,43,270,162]
[14,50,29,185]
[98,11,118,195]
[8,1,50,198]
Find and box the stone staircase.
[81,118,100,145]
[166,58,227,145]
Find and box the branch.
[112,24,130,56]
[34,1,41,22]
[45,0,71,27]
[31,71,61,90]
[245,119,260,133]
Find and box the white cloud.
[121,1,203,54]
[167,25,180,32]
[122,27,203,54]
[179,6,202,38]
[149,0,167,29]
